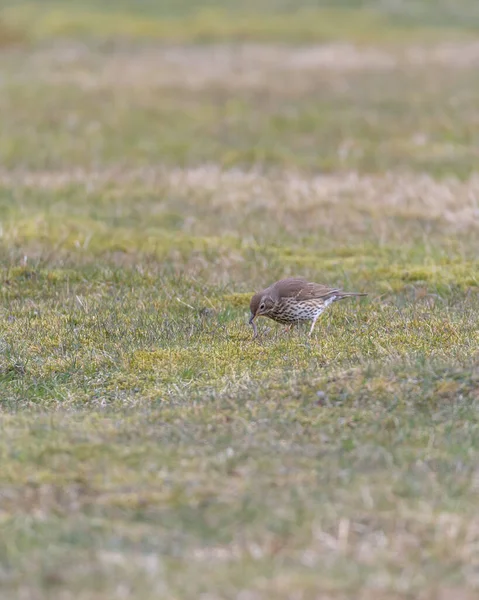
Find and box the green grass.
[2,0,479,44]
[1,169,478,598]
[1,1,479,598]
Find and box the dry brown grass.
[0,166,477,234]
[11,42,479,93]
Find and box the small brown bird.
[249,277,367,339]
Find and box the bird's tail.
[336,291,367,300]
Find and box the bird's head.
[249,292,275,328]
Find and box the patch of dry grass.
[17,42,479,92]
[10,42,479,94]
[1,166,478,246]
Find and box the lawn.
[0,1,478,598]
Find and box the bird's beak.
[249,312,258,339]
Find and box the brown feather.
[271,278,340,301]
[253,278,367,305]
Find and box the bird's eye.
[260,303,265,310]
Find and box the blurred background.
[0,0,478,175]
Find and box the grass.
[1,45,479,176]
[1,1,479,598]
[2,0,479,44]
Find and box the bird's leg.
[283,323,294,334]
[308,313,322,337]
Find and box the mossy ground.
[0,1,479,599]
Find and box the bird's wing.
[273,278,342,301]
[296,282,342,300]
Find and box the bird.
[249,277,367,339]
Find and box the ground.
[0,1,478,598]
